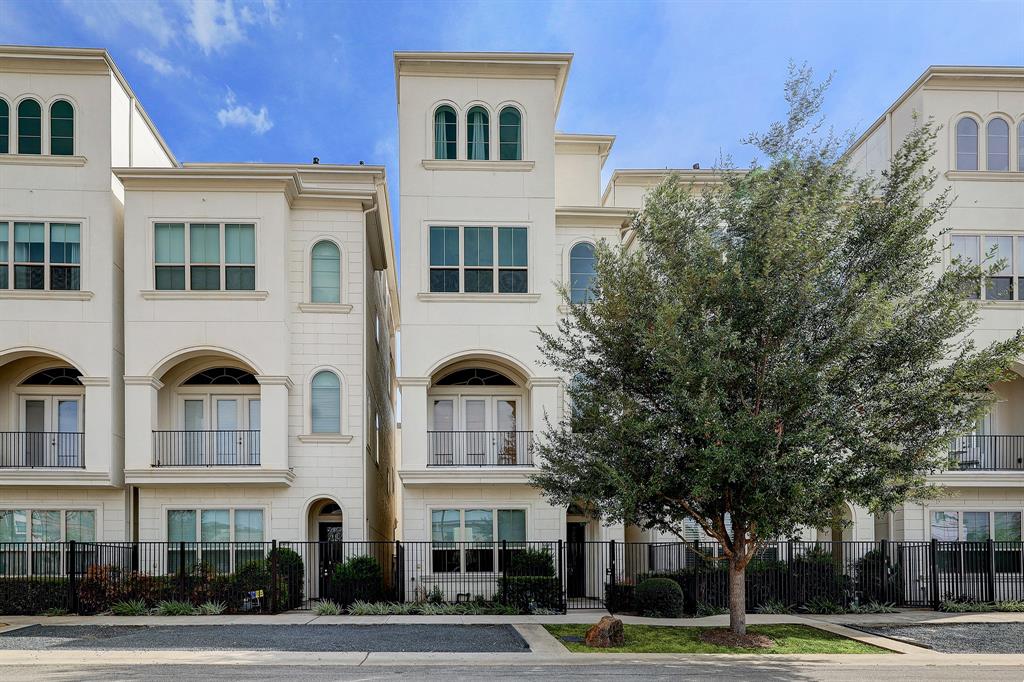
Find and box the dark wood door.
[566,522,587,599]
[318,522,344,599]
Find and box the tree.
[533,65,1024,636]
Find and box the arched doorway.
[307,498,344,602]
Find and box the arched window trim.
[309,238,342,304]
[497,104,523,161]
[466,105,491,161]
[567,240,598,304]
[1018,119,1024,172]
[306,367,345,436]
[15,96,42,155]
[0,97,10,155]
[986,116,1011,172]
[432,103,458,160]
[48,98,75,156]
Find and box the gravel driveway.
[0,624,530,653]
[855,622,1024,653]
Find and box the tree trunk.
[728,555,746,635]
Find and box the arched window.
[21,368,83,386]
[0,100,8,154]
[17,99,41,155]
[1019,121,1024,172]
[955,117,978,171]
[569,242,596,304]
[49,100,74,156]
[433,105,457,160]
[499,107,521,160]
[987,118,1009,171]
[311,370,341,433]
[182,367,258,385]
[466,106,489,160]
[310,240,341,303]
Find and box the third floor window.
[951,233,1024,301]
[154,222,255,291]
[429,225,528,294]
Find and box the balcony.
[428,431,534,467]
[152,430,260,467]
[948,435,1024,471]
[0,432,84,468]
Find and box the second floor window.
[429,225,528,294]
[951,233,1023,301]
[154,222,255,291]
[311,370,341,433]
[0,221,80,291]
[569,242,596,303]
[310,240,341,303]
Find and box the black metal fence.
[427,431,534,466]
[0,431,84,468]
[152,430,260,466]
[2,539,1022,616]
[948,435,1024,470]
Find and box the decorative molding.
[945,171,1024,182]
[255,375,294,390]
[398,468,536,485]
[124,468,295,486]
[928,471,1024,487]
[0,469,116,487]
[526,377,563,389]
[139,290,269,301]
[298,434,354,444]
[421,159,535,172]
[397,376,430,388]
[298,302,354,314]
[78,376,111,387]
[416,293,542,303]
[124,375,164,390]
[0,154,87,167]
[0,290,94,301]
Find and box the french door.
[181,396,259,465]
[429,396,522,465]
[19,396,81,466]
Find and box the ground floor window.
[930,509,1023,573]
[0,508,95,575]
[431,508,526,573]
[167,508,265,573]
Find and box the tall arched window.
[49,100,74,156]
[987,118,1009,171]
[466,106,489,160]
[17,99,41,155]
[0,100,9,154]
[1019,121,1024,172]
[311,370,341,433]
[434,106,457,160]
[569,242,596,304]
[310,240,341,303]
[499,107,521,160]
[955,117,978,171]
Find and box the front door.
[318,521,344,600]
[566,522,587,599]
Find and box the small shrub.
[156,600,197,616]
[42,607,69,617]
[498,576,562,612]
[939,599,994,613]
[427,585,444,604]
[996,600,1024,612]
[346,600,416,616]
[802,596,846,614]
[636,577,684,618]
[332,555,383,605]
[0,578,68,615]
[848,600,898,614]
[313,600,343,616]
[110,599,149,616]
[754,598,795,614]
[196,600,227,615]
[269,547,305,610]
[506,548,555,576]
[695,601,728,617]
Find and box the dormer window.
[433,106,457,160]
[466,107,489,160]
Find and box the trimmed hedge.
[498,576,562,611]
[636,577,683,617]
[0,578,69,615]
[270,547,305,610]
[332,555,384,606]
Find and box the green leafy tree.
[533,65,1024,635]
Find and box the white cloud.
[188,0,245,55]
[61,0,175,46]
[216,90,273,135]
[134,48,188,77]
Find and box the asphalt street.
[853,622,1024,653]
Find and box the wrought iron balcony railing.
[0,432,84,468]
[152,430,260,467]
[427,430,533,467]
[948,435,1024,471]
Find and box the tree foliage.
[532,64,1024,633]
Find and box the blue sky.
[2,0,1023,225]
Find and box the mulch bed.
[699,628,775,649]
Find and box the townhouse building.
[0,47,399,558]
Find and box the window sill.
[298,434,354,444]
[0,289,94,301]
[417,292,541,303]
[946,171,1024,182]
[140,290,269,301]
[979,300,1024,309]
[298,302,353,314]
[0,154,87,167]
[421,159,535,172]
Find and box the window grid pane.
[311,371,341,433]
[499,108,521,161]
[17,99,41,155]
[65,511,96,542]
[224,224,255,264]
[434,107,457,160]
[50,100,74,156]
[955,117,978,171]
[987,119,1009,171]
[570,242,596,303]
[13,222,44,290]
[0,222,7,289]
[467,107,489,161]
[984,235,1013,300]
[311,241,341,303]
[190,224,220,264]
[0,100,9,154]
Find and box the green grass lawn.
[543,623,890,654]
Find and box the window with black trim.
[428,225,528,294]
[0,220,80,291]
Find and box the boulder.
[584,615,625,647]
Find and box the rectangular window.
[0,509,95,576]
[49,223,81,290]
[200,509,230,573]
[0,222,7,289]
[233,509,264,567]
[950,233,1024,302]
[154,222,256,292]
[0,221,82,291]
[431,508,460,573]
[13,222,44,290]
[0,510,27,575]
[985,236,1013,300]
[168,508,262,573]
[167,509,197,573]
[429,225,528,294]
[430,507,530,573]
[995,511,1023,574]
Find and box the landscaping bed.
[544,623,890,654]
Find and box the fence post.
[929,539,940,609]
[986,538,996,603]
[608,539,617,613]
[880,539,890,604]
[67,540,78,614]
[557,539,565,614]
[270,540,279,613]
[395,541,404,603]
[178,541,187,600]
